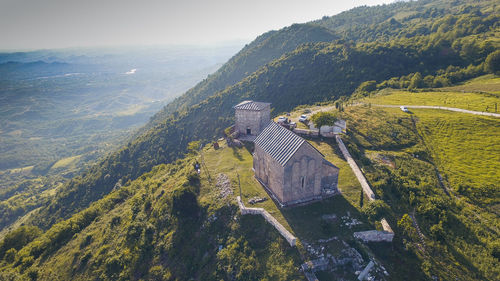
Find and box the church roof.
[254,122,323,167]
[233,100,271,111]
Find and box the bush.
[362,200,390,221]
[485,50,500,74]
[310,111,338,128]
[0,225,42,260]
[357,80,377,93]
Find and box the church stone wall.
[253,145,284,202]
[321,161,339,190]
[282,143,323,204]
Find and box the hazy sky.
[0,0,394,51]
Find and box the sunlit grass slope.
[362,75,500,112]
[414,109,499,202]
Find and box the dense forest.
[0,0,499,280]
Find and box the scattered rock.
[215,173,233,199]
[341,215,362,228]
[321,214,337,221]
[232,139,243,147]
[248,196,267,205]
[318,236,338,243]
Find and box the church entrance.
[246,128,251,135]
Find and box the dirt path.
[370,104,500,118]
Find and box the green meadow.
[362,75,500,112]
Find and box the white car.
[277,116,287,123]
[298,115,308,122]
[400,106,409,112]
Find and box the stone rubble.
[215,173,233,199]
[248,196,267,205]
[341,215,362,228]
[353,230,394,243]
[321,214,337,221]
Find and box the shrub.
[485,50,500,74]
[362,200,390,220]
[310,111,338,128]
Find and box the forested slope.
[144,24,338,129]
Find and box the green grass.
[363,90,500,112]
[342,92,499,280]
[413,109,500,201]
[441,74,500,95]
[50,155,82,170]
[307,139,364,208]
[361,75,500,112]
[8,165,34,174]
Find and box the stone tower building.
[253,122,339,206]
[233,100,271,137]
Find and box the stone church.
[234,100,339,207]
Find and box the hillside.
[145,24,338,129]
[0,132,418,281]
[23,0,500,232]
[346,76,499,280]
[1,74,498,280]
[1,0,500,279]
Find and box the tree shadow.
[231,146,243,161]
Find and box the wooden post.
[237,171,242,198]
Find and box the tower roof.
[233,100,271,111]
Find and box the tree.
[187,141,201,155]
[310,111,338,134]
[485,50,500,74]
[356,80,377,93]
[398,214,416,237]
[408,72,423,90]
[362,200,390,220]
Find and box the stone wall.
[237,196,296,246]
[353,230,394,243]
[335,135,395,241]
[335,135,375,200]
[282,143,323,204]
[321,160,339,192]
[253,145,285,202]
[358,261,375,281]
